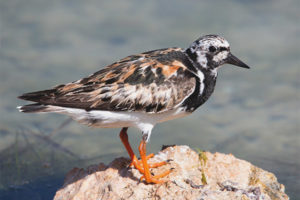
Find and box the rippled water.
[0,0,299,199]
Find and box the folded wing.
[19,48,197,113]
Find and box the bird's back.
[18,48,200,115]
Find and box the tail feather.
[18,103,50,113]
[18,89,56,102]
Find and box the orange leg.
[138,139,172,184]
[119,128,171,183]
[119,128,143,172]
[119,128,134,160]
[119,128,166,172]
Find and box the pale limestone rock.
[54,145,289,200]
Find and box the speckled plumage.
[19,48,198,113]
[18,34,250,134]
[18,34,250,184]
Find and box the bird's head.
[185,35,250,72]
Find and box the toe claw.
[140,176,144,181]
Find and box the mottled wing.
[19,48,197,113]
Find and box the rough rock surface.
[54,145,289,200]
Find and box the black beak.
[226,52,250,69]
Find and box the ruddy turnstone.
[18,34,250,184]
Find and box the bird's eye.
[220,47,227,51]
[209,46,217,53]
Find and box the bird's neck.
[182,49,218,112]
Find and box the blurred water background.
[0,0,299,199]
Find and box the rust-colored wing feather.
[19,48,197,113]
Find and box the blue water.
[0,0,299,199]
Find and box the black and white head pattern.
[185,35,230,71]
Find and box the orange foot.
[119,128,172,184]
[137,140,172,184]
[130,153,167,169]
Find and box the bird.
[18,34,250,184]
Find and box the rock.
[54,145,289,200]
